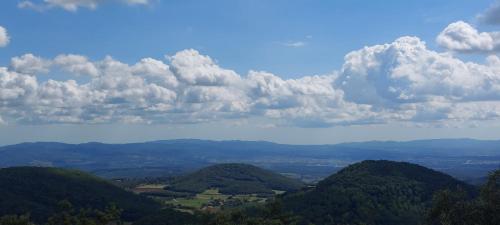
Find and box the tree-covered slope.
[282,160,476,225]
[0,167,160,223]
[167,163,304,194]
[427,169,500,225]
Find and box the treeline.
[0,201,296,225]
[427,170,500,225]
[0,201,121,225]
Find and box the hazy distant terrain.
[0,139,498,183]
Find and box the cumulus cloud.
[0,26,9,47]
[2,34,500,127]
[478,1,500,25]
[54,54,100,77]
[18,0,150,12]
[0,50,248,125]
[169,49,241,86]
[10,54,51,75]
[339,36,500,104]
[337,35,500,124]
[436,21,500,53]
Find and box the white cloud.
[54,54,100,77]
[2,33,500,127]
[0,26,9,47]
[124,0,149,5]
[339,36,500,105]
[169,49,241,86]
[18,0,151,12]
[132,57,179,89]
[436,21,500,53]
[478,1,500,25]
[337,35,500,125]
[10,54,51,75]
[0,67,38,107]
[281,41,307,48]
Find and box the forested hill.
[281,160,476,225]
[0,162,496,225]
[167,163,305,194]
[0,167,159,223]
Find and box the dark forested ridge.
[281,160,477,225]
[167,163,304,194]
[0,167,159,223]
[0,161,498,225]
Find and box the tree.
[427,169,500,225]
[0,215,34,225]
[45,200,123,225]
[480,170,500,225]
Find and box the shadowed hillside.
[0,167,160,223]
[167,163,305,194]
[281,160,476,225]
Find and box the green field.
[164,188,268,212]
[136,184,167,189]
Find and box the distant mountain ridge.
[337,138,500,156]
[5,137,500,147]
[3,138,500,153]
[0,138,498,182]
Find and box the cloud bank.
[1,29,500,127]
[0,26,9,47]
[2,17,500,127]
[18,0,150,11]
[437,21,500,53]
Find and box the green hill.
[166,163,304,194]
[281,160,476,225]
[0,167,160,223]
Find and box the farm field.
[134,186,270,213]
[165,189,268,212]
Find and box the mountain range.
[0,138,498,183]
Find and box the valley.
[1,139,498,184]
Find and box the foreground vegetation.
[0,167,159,223]
[427,170,500,225]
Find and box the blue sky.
[0,0,500,145]
[1,0,492,76]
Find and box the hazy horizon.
[3,135,500,147]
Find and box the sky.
[0,0,500,145]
